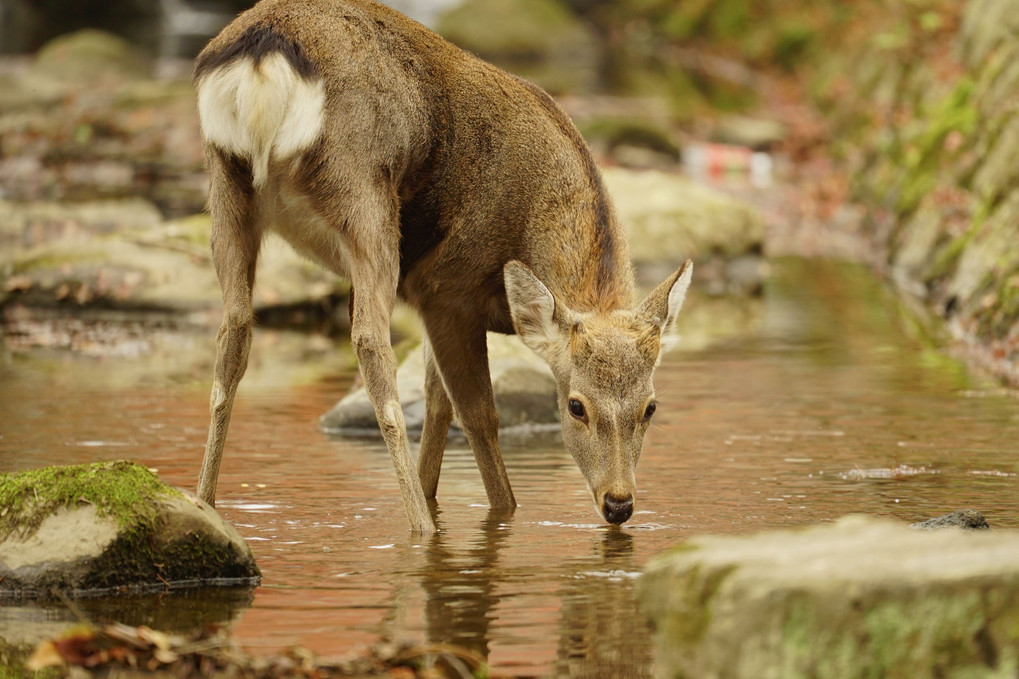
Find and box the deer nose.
[603,493,633,525]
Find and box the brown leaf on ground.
[28,620,519,678]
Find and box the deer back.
[194,0,634,328]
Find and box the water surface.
[2,258,1017,677]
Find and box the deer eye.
[568,398,587,422]
[643,401,657,421]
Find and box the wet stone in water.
[911,509,990,531]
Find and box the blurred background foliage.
[0,0,911,170]
[5,0,1017,379]
[1,0,965,164]
[0,0,872,116]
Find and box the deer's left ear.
[504,261,571,360]
[637,259,693,337]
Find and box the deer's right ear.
[504,261,564,360]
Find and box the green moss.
[864,592,992,677]
[649,563,734,650]
[893,77,977,216]
[777,595,858,679]
[972,267,1019,341]
[33,29,152,82]
[774,21,816,72]
[0,461,180,541]
[925,223,979,283]
[771,589,1019,679]
[987,274,1019,338]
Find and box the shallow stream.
[2,258,1018,677]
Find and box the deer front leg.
[424,317,516,513]
[418,337,453,499]
[349,254,436,534]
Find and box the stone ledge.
[640,515,1019,679]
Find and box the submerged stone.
[911,509,990,531]
[640,516,1019,679]
[0,461,259,598]
[319,333,558,436]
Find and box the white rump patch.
[196,52,325,188]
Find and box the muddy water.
[2,258,1018,677]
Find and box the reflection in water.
[403,513,648,678]
[2,259,1019,677]
[555,530,648,679]
[420,512,509,659]
[0,587,255,650]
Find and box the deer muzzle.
[602,492,634,525]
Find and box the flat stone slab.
[0,205,345,313]
[0,461,259,597]
[639,515,1019,679]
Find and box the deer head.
[504,259,693,525]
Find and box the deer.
[192,0,693,534]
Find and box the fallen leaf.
[26,641,64,670]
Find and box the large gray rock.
[604,167,764,261]
[603,167,766,294]
[0,461,259,597]
[640,515,1019,679]
[0,206,345,312]
[320,333,558,436]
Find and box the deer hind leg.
[198,152,262,506]
[423,316,516,513]
[345,200,435,533]
[418,337,453,499]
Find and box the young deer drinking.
[193,0,692,533]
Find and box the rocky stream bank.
[811,0,1019,385]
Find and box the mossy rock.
[0,461,259,598]
[640,516,1019,679]
[946,190,1019,310]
